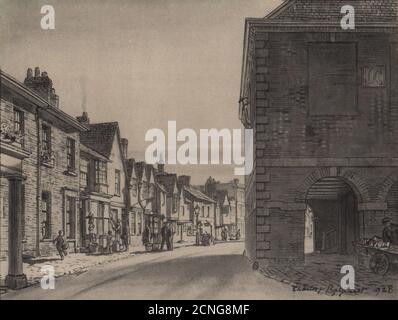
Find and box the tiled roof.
[266,0,398,23]
[156,173,178,196]
[214,190,229,206]
[79,122,118,158]
[156,183,168,194]
[185,187,216,203]
[134,161,146,181]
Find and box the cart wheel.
[369,253,390,275]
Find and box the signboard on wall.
[309,43,358,115]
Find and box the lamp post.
[194,204,200,246]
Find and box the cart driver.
[382,217,398,245]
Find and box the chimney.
[157,163,165,174]
[178,175,191,188]
[120,138,128,159]
[24,67,59,107]
[157,152,165,173]
[50,88,59,108]
[76,111,90,125]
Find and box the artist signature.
[292,284,394,296]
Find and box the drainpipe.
[35,108,42,256]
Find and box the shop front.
[143,211,164,250]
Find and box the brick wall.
[245,29,398,267]
[1,92,82,258]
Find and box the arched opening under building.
[304,177,359,261]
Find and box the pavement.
[258,253,398,298]
[1,242,397,300]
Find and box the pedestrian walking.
[53,230,68,260]
[236,229,241,240]
[121,223,130,251]
[106,230,114,254]
[161,222,168,251]
[142,223,151,246]
[167,222,175,251]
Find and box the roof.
[185,187,216,204]
[134,161,146,181]
[214,190,230,206]
[266,0,398,23]
[80,143,110,162]
[79,122,118,158]
[156,173,178,196]
[126,158,136,179]
[0,70,89,132]
[155,182,168,194]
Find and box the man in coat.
[382,217,398,245]
[53,230,68,260]
[167,222,175,251]
[160,222,168,251]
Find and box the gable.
[80,122,118,158]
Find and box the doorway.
[304,177,359,257]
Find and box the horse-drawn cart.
[356,239,398,275]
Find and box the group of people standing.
[142,221,175,251]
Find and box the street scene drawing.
[1,0,398,300]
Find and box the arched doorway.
[304,177,359,257]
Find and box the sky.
[0,0,281,184]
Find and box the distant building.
[126,160,167,246]
[204,177,246,240]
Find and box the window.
[115,169,121,195]
[80,158,89,188]
[201,206,205,217]
[131,212,136,235]
[66,138,76,171]
[172,195,178,213]
[13,108,24,134]
[42,124,51,153]
[97,202,105,235]
[182,206,185,217]
[131,179,137,197]
[207,206,210,218]
[65,197,76,239]
[137,213,142,235]
[95,160,107,184]
[309,43,357,115]
[41,192,51,240]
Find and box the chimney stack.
[178,175,191,188]
[157,163,165,173]
[76,111,90,125]
[24,67,59,107]
[121,138,128,159]
[157,152,165,173]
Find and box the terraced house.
[0,68,88,288]
[76,113,129,252]
[126,160,167,247]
